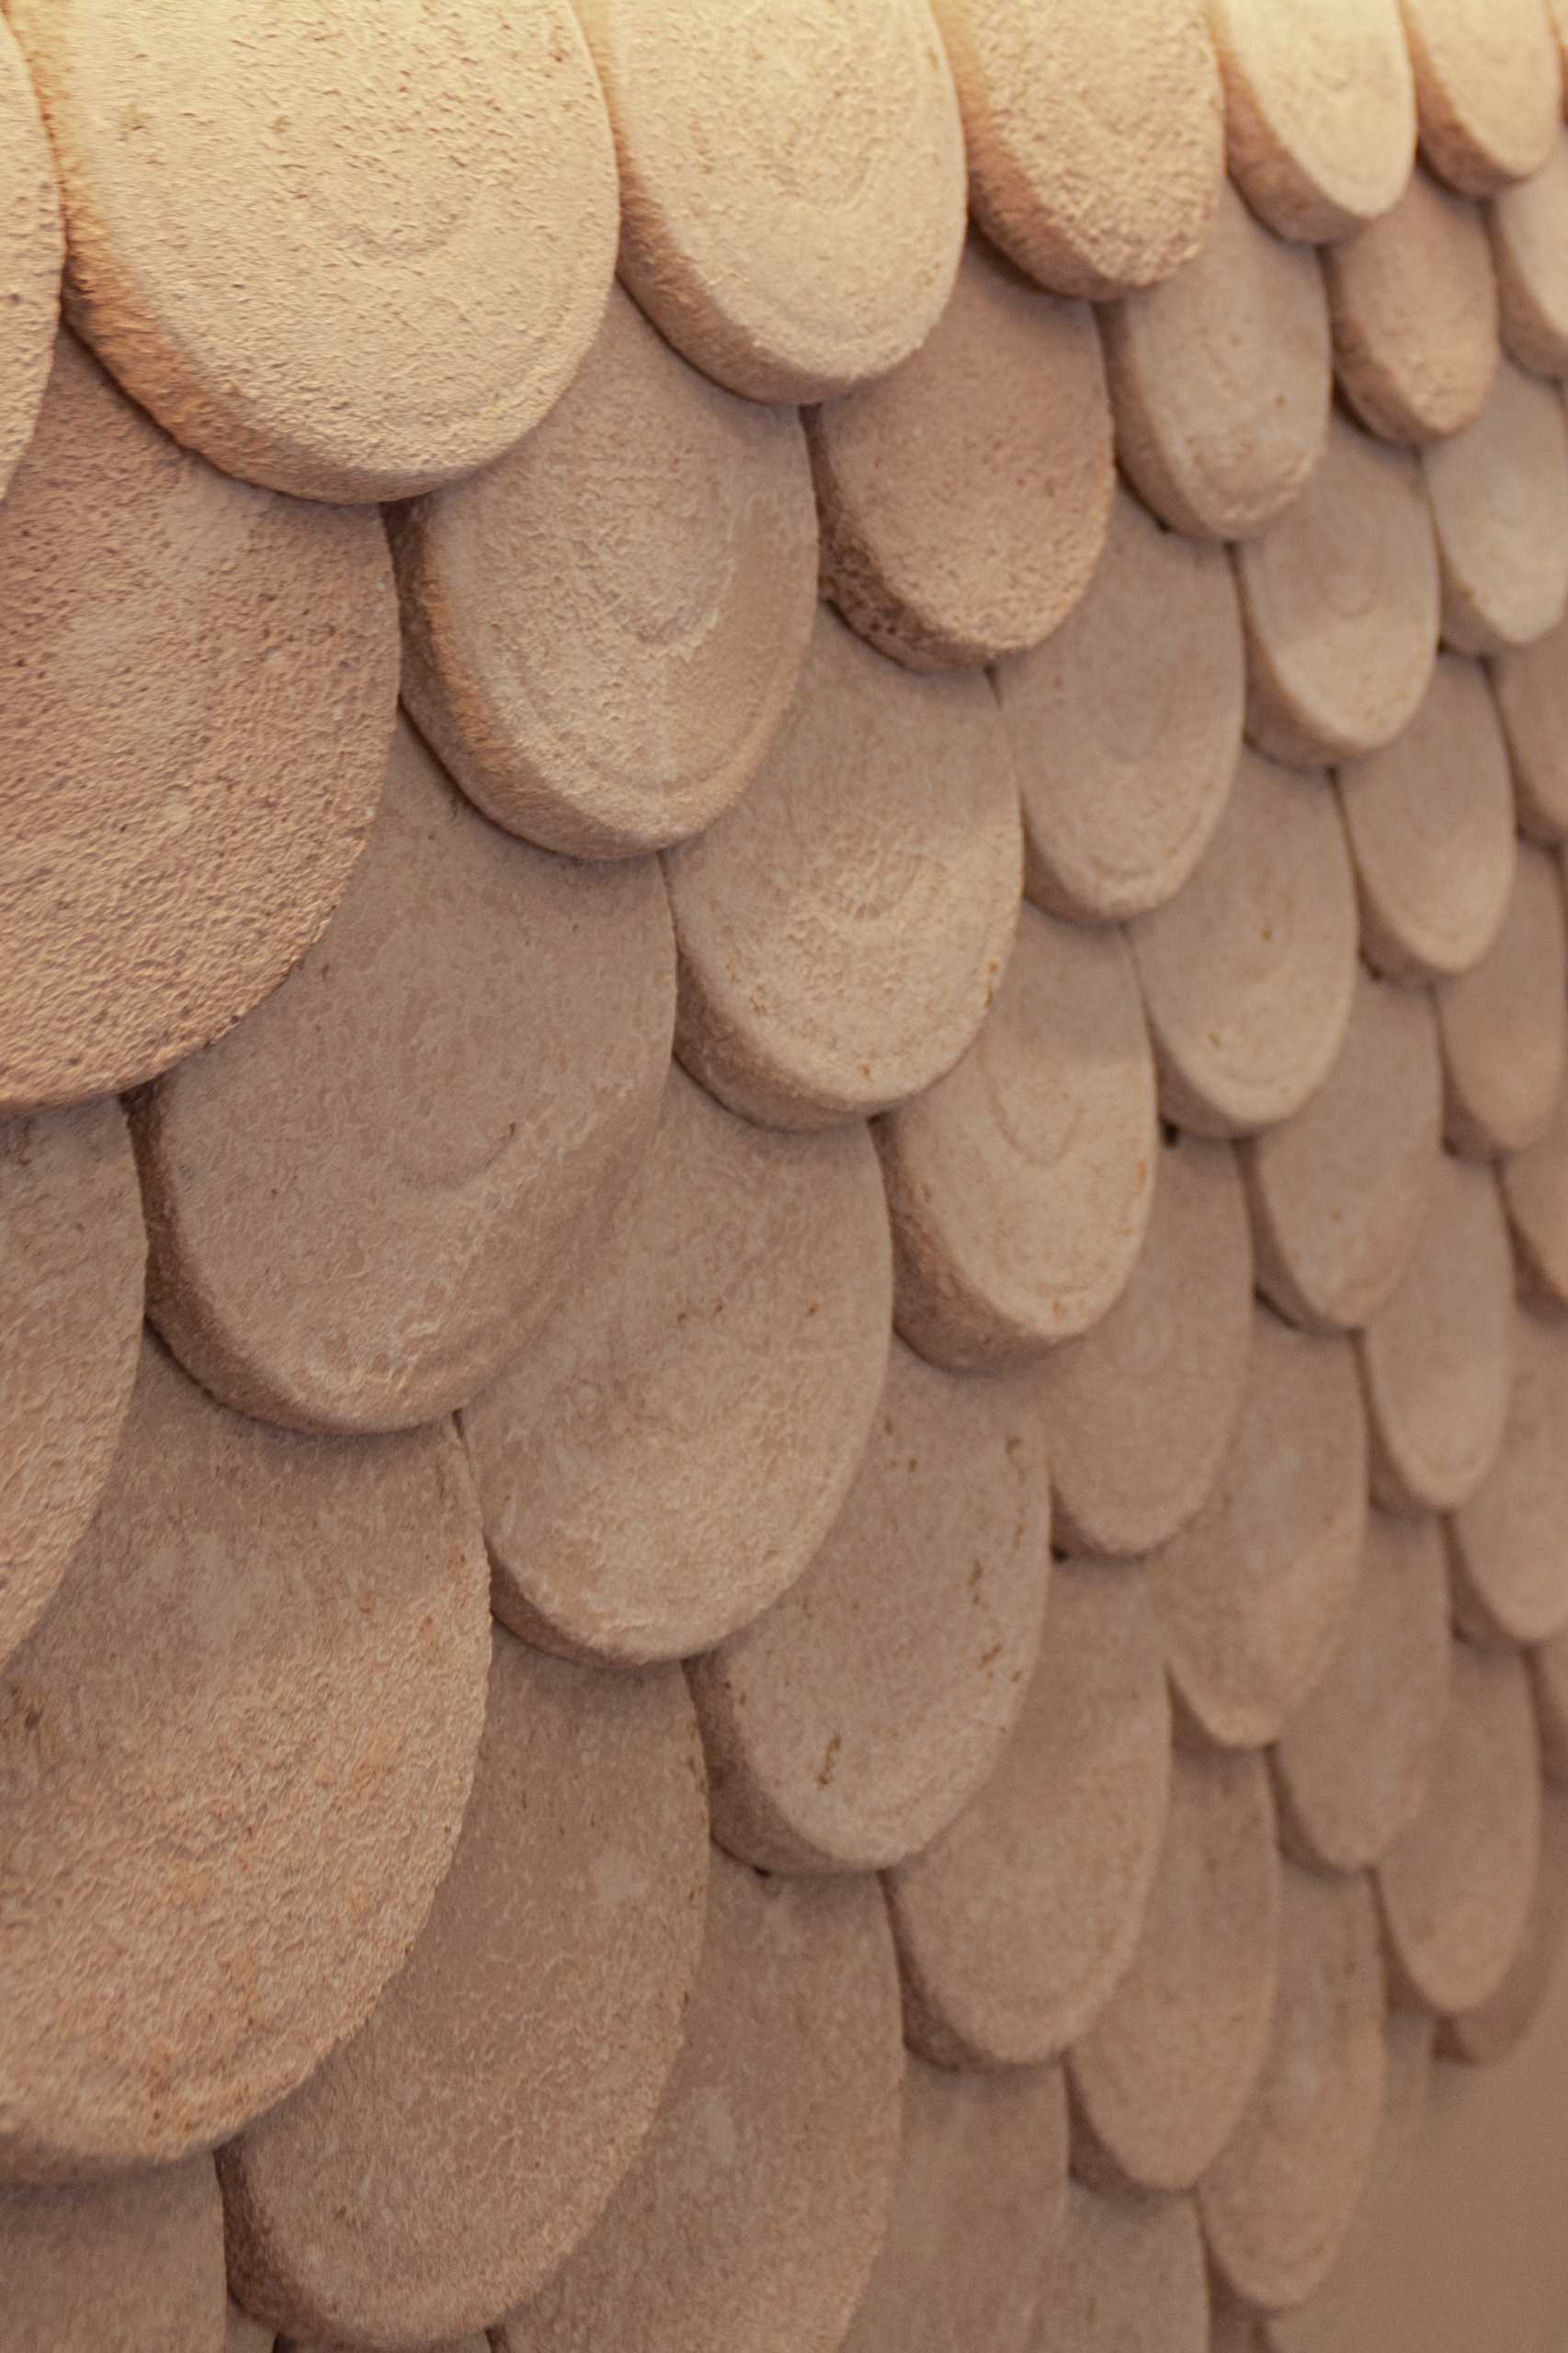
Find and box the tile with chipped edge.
[494,1851,904,2353]
[1101,180,1331,542]
[1492,610,1568,841]
[1398,0,1561,197]
[663,603,1023,1130]
[573,0,967,404]
[1035,1132,1254,1560]
[687,1336,1050,1876]
[1439,1784,1568,2067]
[1146,1302,1368,1754]
[134,719,674,1437]
[465,1065,892,1667]
[1447,1302,1568,1645]
[809,236,1114,673]
[1069,1745,1282,2195]
[1335,654,1517,984]
[2,2154,225,2353]
[887,1558,1171,2071]
[1489,131,1568,375]
[0,11,61,503]
[994,485,1244,927]
[1262,2008,1436,2353]
[1323,164,1500,445]
[1128,748,1358,1140]
[1030,2182,1210,2353]
[0,329,397,1114]
[0,1336,491,2181]
[220,1630,709,2347]
[839,2054,1068,2353]
[1379,1638,1542,2017]
[0,1099,143,1672]
[1241,964,1444,1334]
[1208,0,1416,243]
[875,903,1156,1370]
[1199,1865,1387,2318]
[1236,409,1439,767]
[1502,1082,1568,1308]
[1423,355,1568,654]
[1272,1508,1451,1872]
[7,0,618,501]
[1357,1153,1515,1514]
[389,285,819,863]
[927,0,1223,301]
[1435,835,1567,1157]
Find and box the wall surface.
[2,2,1568,2349]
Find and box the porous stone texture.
[1503,1084,1568,1308]
[1102,180,1332,541]
[1323,165,1499,445]
[839,2056,1068,2353]
[1435,835,1567,1157]
[1357,1152,1515,1515]
[664,602,1023,1129]
[1236,408,1439,766]
[1032,2183,1210,2353]
[1272,1509,1452,1871]
[2,2155,227,2352]
[1069,1745,1281,2194]
[0,1336,491,2180]
[1335,654,1517,984]
[0,330,398,1111]
[390,285,819,862]
[1439,1786,1568,2067]
[0,12,62,502]
[928,0,1223,300]
[810,235,1115,673]
[9,0,619,499]
[688,1336,1051,1874]
[0,1097,144,1670]
[1379,1639,1542,2016]
[1208,0,1416,242]
[1241,966,1444,1333]
[466,1065,893,1665]
[1489,131,1568,374]
[134,721,674,1436]
[1398,0,1561,197]
[1493,609,1568,840]
[1034,1133,1254,1559]
[1128,747,1358,1139]
[1424,355,1568,654]
[574,0,968,403]
[1145,1303,1368,1752]
[1448,1303,1568,1645]
[876,903,1156,1369]
[221,1631,709,2345]
[494,1851,905,2353]
[1199,1866,1387,2318]
[888,1559,1171,2071]
[994,485,1244,926]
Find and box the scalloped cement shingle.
[573,0,967,404]
[0,1336,491,2181]
[928,0,1223,300]
[1398,0,1562,197]
[664,602,1023,1129]
[134,720,675,1437]
[0,1098,143,1672]
[466,1064,892,1666]
[8,0,619,500]
[0,330,398,1113]
[221,1631,709,2346]
[0,13,61,502]
[390,285,819,863]
[689,1336,1051,1874]
[1208,0,1415,243]
[1323,164,1499,444]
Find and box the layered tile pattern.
[3,6,1568,2348]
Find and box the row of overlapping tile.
[5,1,1568,2347]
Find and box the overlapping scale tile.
[1322,165,1500,445]
[2,2155,226,2352]
[1207,0,1415,243]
